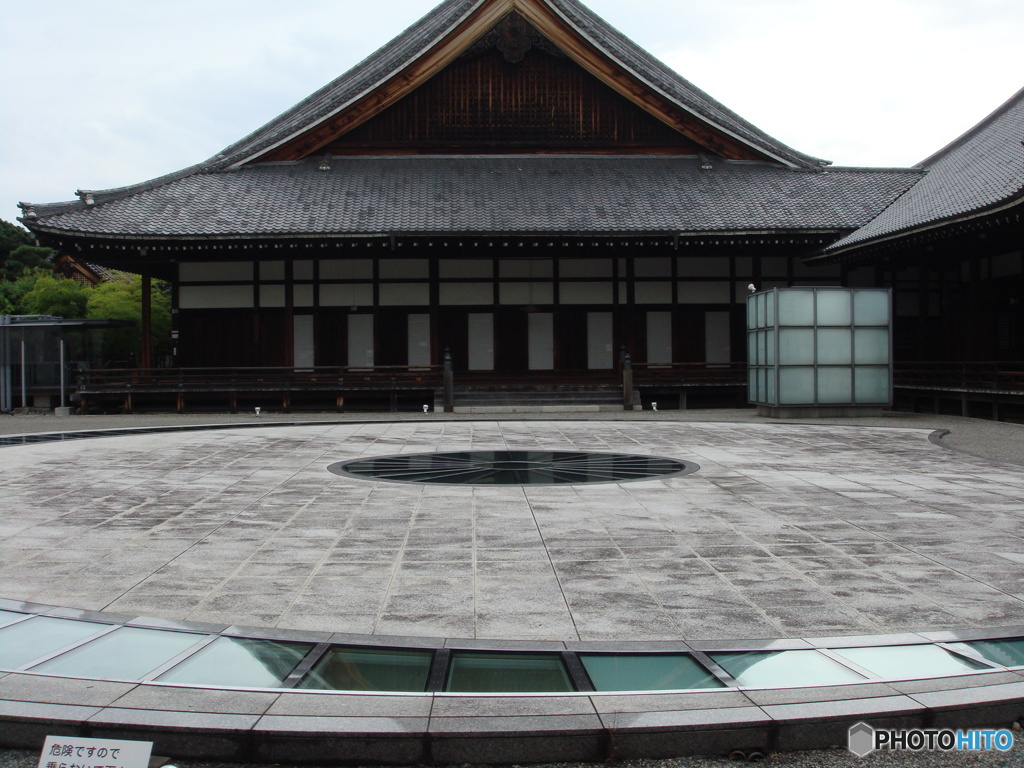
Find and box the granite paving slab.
[3,420,1024,641]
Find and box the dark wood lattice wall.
[329,47,699,154]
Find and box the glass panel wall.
[748,288,892,408]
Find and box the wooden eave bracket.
[244,0,782,166]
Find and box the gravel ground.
[4,734,1024,768]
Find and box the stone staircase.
[435,385,632,413]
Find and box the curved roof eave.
[813,85,1024,262]
[812,188,1024,262]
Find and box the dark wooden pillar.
[968,256,982,361]
[140,266,152,369]
[917,259,929,362]
[623,244,636,360]
[284,261,295,367]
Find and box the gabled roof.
[821,85,1024,257]
[227,0,827,169]
[20,0,832,227]
[20,156,919,240]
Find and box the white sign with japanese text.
[37,735,153,768]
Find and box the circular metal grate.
[329,450,697,486]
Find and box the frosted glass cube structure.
[748,288,892,415]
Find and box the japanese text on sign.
[37,736,153,768]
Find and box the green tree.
[4,244,52,280]
[20,275,92,318]
[87,276,172,365]
[0,219,51,280]
[0,268,50,314]
[0,219,31,257]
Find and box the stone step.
[452,404,621,414]
[436,389,624,409]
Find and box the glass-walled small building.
[0,315,129,412]
[747,287,892,417]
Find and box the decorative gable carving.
[462,11,565,63]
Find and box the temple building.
[17,0,1023,413]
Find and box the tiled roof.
[19,0,832,223]
[824,85,1024,255]
[24,156,919,239]
[211,0,826,172]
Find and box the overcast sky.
[2,0,1022,225]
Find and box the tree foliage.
[1,219,58,312]
[5,245,53,280]
[0,219,52,280]
[20,274,92,318]
[0,269,46,314]
[0,219,31,257]
[87,275,172,364]
[1,218,172,365]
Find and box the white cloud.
[649,0,1024,167]
[2,0,1021,224]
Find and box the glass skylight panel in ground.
[710,650,867,687]
[0,610,25,626]
[832,645,990,679]
[331,450,694,486]
[28,626,205,680]
[446,651,575,692]
[0,616,110,670]
[298,646,434,692]
[580,653,725,691]
[952,638,1024,668]
[155,636,314,688]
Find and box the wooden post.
[622,353,634,411]
[59,339,66,410]
[140,268,152,369]
[20,339,27,409]
[443,347,454,413]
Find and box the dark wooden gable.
[256,1,773,164]
[328,12,700,154]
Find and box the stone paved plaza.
[3,418,1024,642]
